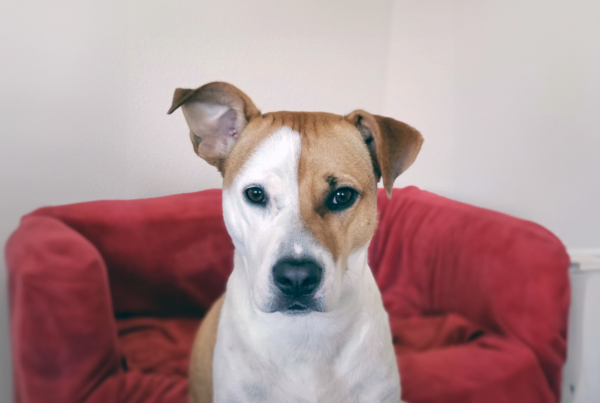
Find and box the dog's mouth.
[274,298,324,315]
[282,303,311,315]
[287,302,308,311]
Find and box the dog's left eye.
[245,187,266,204]
[327,187,357,211]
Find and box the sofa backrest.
[26,189,233,318]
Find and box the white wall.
[1,0,599,401]
[386,0,600,248]
[0,0,392,400]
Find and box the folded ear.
[168,82,260,170]
[345,110,423,199]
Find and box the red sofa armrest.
[6,215,120,402]
[370,187,570,401]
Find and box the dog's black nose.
[272,260,322,297]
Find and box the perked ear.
[167,82,260,171]
[345,110,423,199]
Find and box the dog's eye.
[245,187,266,204]
[327,187,357,211]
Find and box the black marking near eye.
[326,175,338,188]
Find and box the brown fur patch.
[295,113,379,263]
[189,294,225,403]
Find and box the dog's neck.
[223,246,385,363]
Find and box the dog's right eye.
[326,187,358,211]
[245,187,266,204]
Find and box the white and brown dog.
[168,82,423,403]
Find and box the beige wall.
[386,0,600,249]
[1,0,599,400]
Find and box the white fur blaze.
[223,127,303,312]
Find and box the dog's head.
[169,82,422,315]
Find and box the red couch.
[6,187,570,403]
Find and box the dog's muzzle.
[272,259,323,314]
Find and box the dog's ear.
[168,82,260,171]
[345,110,423,199]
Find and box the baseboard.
[567,248,600,257]
[568,248,600,271]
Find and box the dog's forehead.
[223,111,371,188]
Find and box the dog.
[168,82,423,403]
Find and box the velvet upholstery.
[6,187,570,403]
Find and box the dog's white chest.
[213,328,400,403]
[212,266,401,403]
[214,356,340,403]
